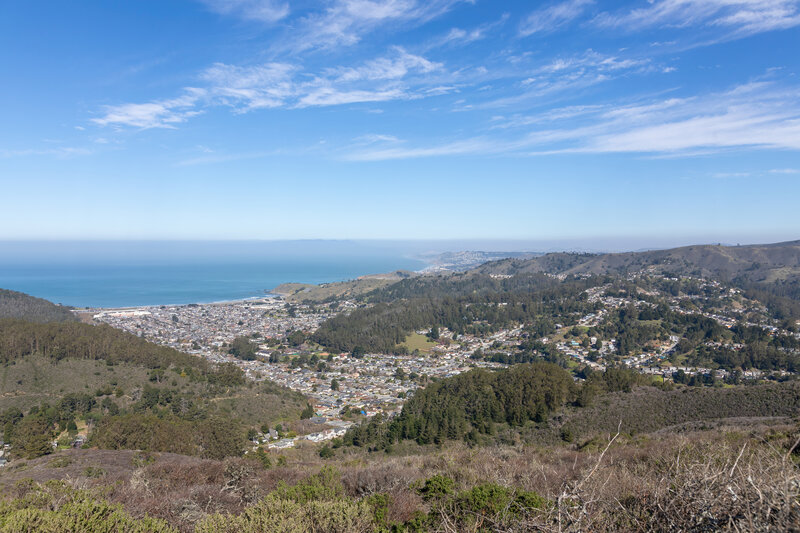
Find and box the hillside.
[344,364,800,450]
[1,382,797,532]
[0,288,77,323]
[471,240,800,320]
[273,270,416,303]
[0,311,307,461]
[475,240,800,282]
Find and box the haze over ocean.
[0,241,425,308]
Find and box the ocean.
[0,241,426,308]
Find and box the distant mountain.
[474,240,800,283]
[0,288,77,323]
[420,250,541,272]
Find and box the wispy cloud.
[480,50,653,109]
[573,82,800,153]
[198,0,289,22]
[92,89,206,129]
[429,14,508,49]
[345,80,800,160]
[343,137,505,161]
[520,0,594,36]
[325,47,440,82]
[92,48,447,127]
[297,87,406,107]
[287,0,467,52]
[202,62,295,111]
[595,0,800,38]
[0,146,93,158]
[769,167,800,174]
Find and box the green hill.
[0,288,77,323]
[0,318,307,460]
[476,240,800,285]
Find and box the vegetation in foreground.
[1,423,798,532]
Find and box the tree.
[13,417,53,459]
[287,330,306,347]
[301,404,315,420]
[351,346,365,359]
[229,336,257,361]
[330,379,339,391]
[255,447,272,469]
[428,326,440,340]
[198,417,245,460]
[319,445,334,459]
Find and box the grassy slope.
[398,332,438,354]
[0,355,306,426]
[0,355,152,412]
[560,381,800,439]
[273,271,414,303]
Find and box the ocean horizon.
[0,241,427,308]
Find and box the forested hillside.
[346,363,574,448]
[345,363,800,451]
[0,319,209,371]
[0,288,76,323]
[0,316,307,461]
[474,241,800,318]
[312,275,601,353]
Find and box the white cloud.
[712,171,752,178]
[0,147,93,158]
[343,137,502,161]
[202,62,296,111]
[520,0,594,36]
[537,50,650,74]
[441,27,484,45]
[326,47,440,82]
[93,46,448,128]
[346,80,800,160]
[92,89,206,129]
[353,133,402,144]
[595,0,800,38]
[582,83,800,153]
[430,14,508,48]
[769,167,800,173]
[297,87,405,107]
[509,81,800,154]
[198,0,289,22]
[288,0,466,51]
[482,50,652,109]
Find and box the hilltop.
[474,240,800,282]
[0,291,308,462]
[272,270,416,303]
[0,288,77,323]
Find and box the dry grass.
[2,423,798,532]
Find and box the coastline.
[0,254,431,309]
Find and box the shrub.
[0,481,176,532]
[195,495,374,533]
[417,475,454,502]
[83,466,106,479]
[272,466,343,504]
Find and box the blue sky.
[1,0,799,246]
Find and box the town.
[89,272,800,449]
